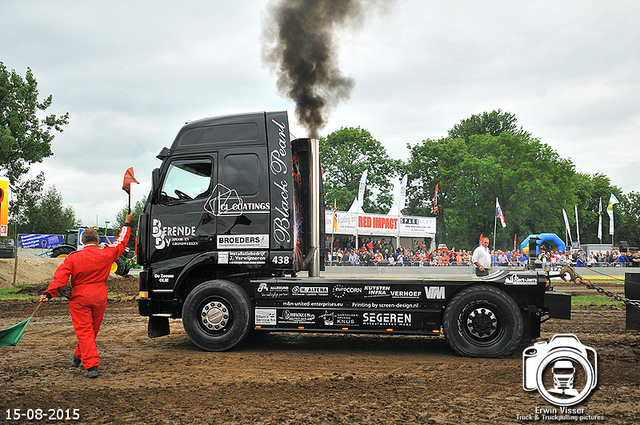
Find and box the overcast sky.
[1,0,638,227]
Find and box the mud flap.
[148,316,170,338]
[625,273,640,330]
[544,290,571,320]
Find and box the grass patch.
[572,294,625,310]
[1,285,132,301]
[0,285,37,300]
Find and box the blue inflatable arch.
[520,233,566,255]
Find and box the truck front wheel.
[182,280,252,351]
[443,285,523,358]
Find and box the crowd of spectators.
[325,236,640,268]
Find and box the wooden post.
[12,255,18,286]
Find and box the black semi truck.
[136,111,571,358]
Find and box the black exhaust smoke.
[262,0,384,138]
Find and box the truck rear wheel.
[182,280,252,351]
[443,285,523,358]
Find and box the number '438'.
[272,255,290,265]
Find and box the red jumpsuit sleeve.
[107,224,131,261]
[44,257,74,299]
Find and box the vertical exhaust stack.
[308,138,321,277]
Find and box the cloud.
[2,0,639,226]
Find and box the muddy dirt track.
[1,276,639,424]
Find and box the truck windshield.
[161,159,212,202]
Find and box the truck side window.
[223,153,260,196]
[160,159,212,203]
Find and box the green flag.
[0,317,32,347]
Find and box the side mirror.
[151,168,160,202]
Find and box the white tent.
[387,202,403,217]
[348,197,365,214]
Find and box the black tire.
[111,258,126,275]
[442,285,523,358]
[50,246,75,258]
[182,280,252,351]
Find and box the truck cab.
[137,111,571,358]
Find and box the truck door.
[214,147,271,265]
[148,155,216,264]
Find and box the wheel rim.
[198,298,232,334]
[110,262,118,273]
[466,307,498,338]
[460,303,505,345]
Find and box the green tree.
[572,173,621,244]
[0,63,69,185]
[448,109,530,141]
[115,197,146,248]
[619,192,640,249]
[19,185,78,234]
[404,111,576,250]
[320,127,400,214]
[1,63,69,231]
[9,171,45,229]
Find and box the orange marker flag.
[122,167,139,212]
[122,167,139,194]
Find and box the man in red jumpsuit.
[39,213,133,378]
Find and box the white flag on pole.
[607,193,619,236]
[398,175,408,210]
[575,205,580,245]
[357,169,368,209]
[495,198,506,228]
[597,197,602,241]
[562,208,573,244]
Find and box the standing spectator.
[472,237,492,276]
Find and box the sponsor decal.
[20,234,63,249]
[505,274,538,285]
[351,301,419,310]
[292,286,329,296]
[227,251,267,265]
[281,301,344,308]
[269,118,292,246]
[255,308,277,326]
[332,285,364,298]
[319,311,359,326]
[362,312,412,327]
[152,218,197,250]
[364,285,391,298]
[218,251,229,264]
[256,282,289,298]
[153,273,175,284]
[389,290,422,299]
[279,310,316,324]
[358,216,398,230]
[217,234,269,249]
[361,286,422,300]
[205,183,270,217]
[425,286,446,300]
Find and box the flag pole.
[493,213,497,252]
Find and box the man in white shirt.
[472,237,492,276]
